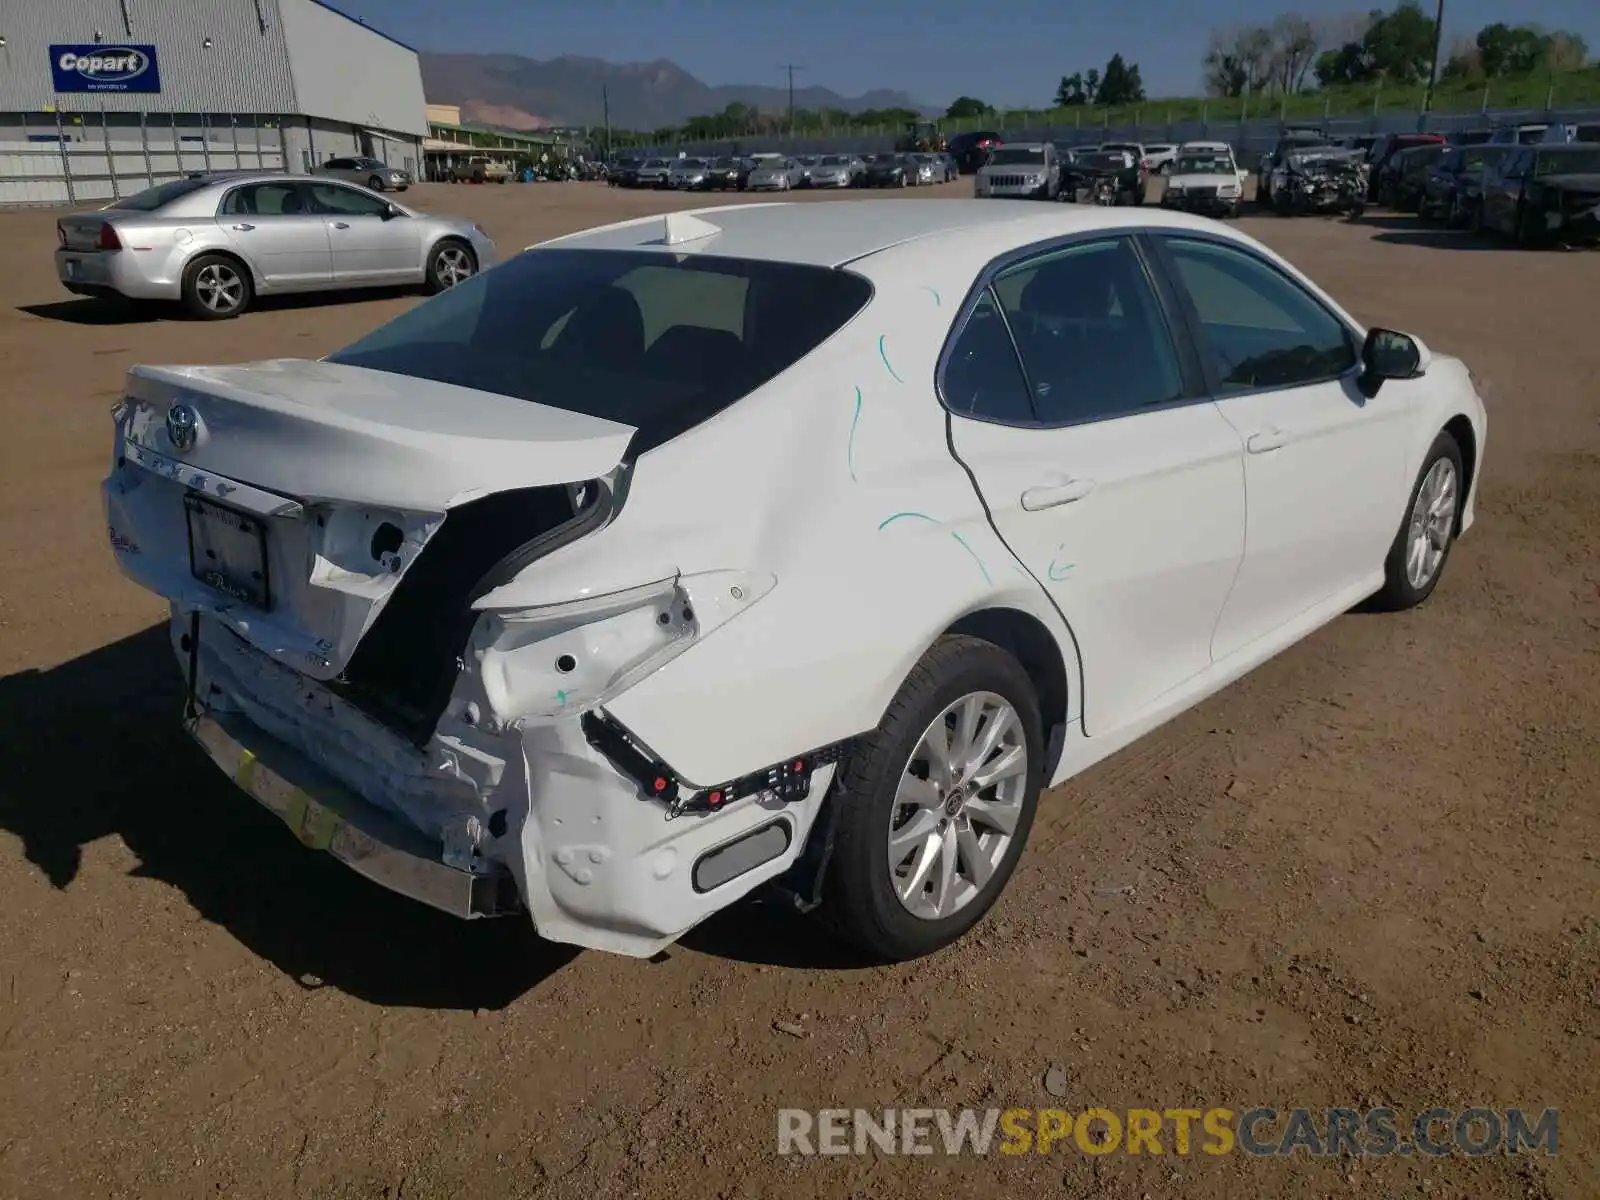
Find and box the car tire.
[816,634,1045,962]
[1370,431,1466,612]
[1514,203,1543,248]
[367,175,385,191]
[424,238,477,294]
[180,253,253,320]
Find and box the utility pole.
[601,84,611,160]
[1421,0,1445,116]
[782,64,804,138]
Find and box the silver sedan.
[54,172,495,319]
[312,155,412,191]
[745,158,805,191]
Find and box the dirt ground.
[0,178,1597,1200]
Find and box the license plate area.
[184,493,270,610]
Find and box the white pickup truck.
[450,156,511,184]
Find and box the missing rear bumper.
[185,709,520,919]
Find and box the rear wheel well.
[184,248,256,289]
[944,608,1069,776]
[1442,414,1477,533]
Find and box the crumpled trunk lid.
[105,359,637,689]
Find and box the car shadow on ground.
[0,625,578,1010]
[681,893,883,971]
[1371,228,1519,251]
[18,286,419,326]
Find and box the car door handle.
[1021,478,1095,511]
[331,221,350,229]
[230,223,255,231]
[1246,426,1289,454]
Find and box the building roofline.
[303,0,418,54]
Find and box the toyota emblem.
[165,402,198,452]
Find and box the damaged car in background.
[1269,147,1367,217]
[103,201,1487,964]
[1476,144,1600,247]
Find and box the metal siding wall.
[0,0,297,113]
[278,0,427,138]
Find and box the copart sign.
[50,44,163,93]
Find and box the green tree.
[1084,67,1102,101]
[945,96,990,119]
[1096,54,1145,105]
[1055,73,1089,106]
[1363,0,1437,83]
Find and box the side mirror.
[1358,328,1425,397]
[381,202,402,220]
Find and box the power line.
[782,64,804,138]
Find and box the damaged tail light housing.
[468,569,777,724]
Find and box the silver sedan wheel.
[1406,457,1457,589]
[434,245,475,288]
[887,691,1028,921]
[194,262,245,314]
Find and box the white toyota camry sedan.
[102,200,1486,962]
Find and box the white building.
[0,0,428,205]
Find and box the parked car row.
[1401,141,1600,246]
[606,151,961,191]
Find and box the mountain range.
[419,53,930,131]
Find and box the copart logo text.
[57,48,151,83]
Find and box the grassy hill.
[641,65,1600,140]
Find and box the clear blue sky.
[351,0,1599,107]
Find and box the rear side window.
[989,237,1184,425]
[220,182,305,215]
[327,249,874,452]
[106,177,212,211]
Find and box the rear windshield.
[326,249,875,453]
[1081,152,1130,169]
[989,147,1046,165]
[106,177,211,211]
[1175,153,1232,174]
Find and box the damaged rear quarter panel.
[515,269,1073,786]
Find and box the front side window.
[990,238,1184,425]
[1536,148,1600,176]
[326,249,873,452]
[306,182,390,216]
[1162,237,1355,394]
[942,290,1034,424]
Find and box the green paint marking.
[877,511,939,531]
[878,334,905,384]
[847,386,863,482]
[948,531,993,586]
[555,689,571,705]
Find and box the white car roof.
[533,200,1246,268]
[1179,141,1232,152]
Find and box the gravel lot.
[0,179,1597,1200]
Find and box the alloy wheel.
[435,246,475,288]
[1405,457,1457,589]
[887,691,1028,921]
[194,263,244,314]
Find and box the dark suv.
[949,130,1004,174]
